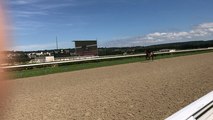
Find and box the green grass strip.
[10,49,213,79]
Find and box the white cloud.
[11,42,73,51]
[9,0,75,9]
[9,0,38,5]
[10,10,48,18]
[8,0,75,17]
[11,43,57,51]
[34,3,75,10]
[14,21,45,31]
[106,22,213,47]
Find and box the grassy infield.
[11,50,213,79]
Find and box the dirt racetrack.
[2,52,213,120]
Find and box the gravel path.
[2,52,213,120]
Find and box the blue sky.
[5,0,213,51]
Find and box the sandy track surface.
[2,53,213,120]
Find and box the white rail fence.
[2,48,213,70]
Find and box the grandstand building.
[74,40,98,56]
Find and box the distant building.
[33,56,54,63]
[159,49,176,53]
[74,40,98,56]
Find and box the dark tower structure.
[74,40,98,56]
